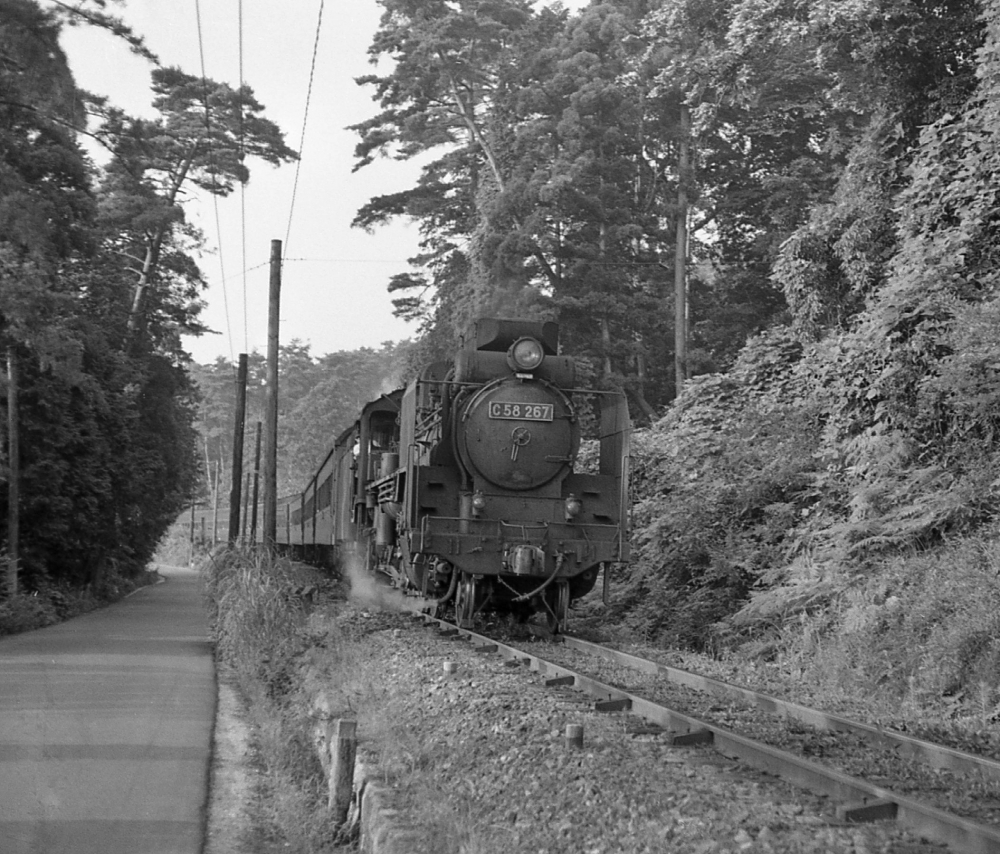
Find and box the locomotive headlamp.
[564,494,582,521]
[508,336,545,372]
[472,490,487,516]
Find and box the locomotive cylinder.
[375,507,394,547]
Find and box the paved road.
[0,566,215,854]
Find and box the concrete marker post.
[329,718,358,824]
[565,723,584,749]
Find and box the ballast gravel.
[324,607,946,854]
[530,642,1000,827]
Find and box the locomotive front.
[396,318,630,631]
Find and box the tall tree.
[352,0,550,350]
[355,0,692,414]
[93,67,298,345]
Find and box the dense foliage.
[0,0,294,602]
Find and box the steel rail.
[559,635,1000,786]
[414,613,1000,854]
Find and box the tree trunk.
[125,142,200,341]
[443,67,560,289]
[6,346,18,597]
[631,343,657,422]
[627,388,657,422]
[674,104,690,396]
[600,317,613,379]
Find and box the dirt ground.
[203,675,259,854]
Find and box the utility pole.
[263,239,281,548]
[228,353,248,545]
[6,346,18,596]
[212,460,220,546]
[189,503,196,566]
[674,103,690,396]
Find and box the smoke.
[379,372,404,397]
[342,551,433,614]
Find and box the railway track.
[413,611,1000,854]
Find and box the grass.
[781,531,1000,742]
[202,546,342,853]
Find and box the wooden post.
[674,103,690,396]
[263,239,281,548]
[241,471,251,545]
[6,346,18,596]
[250,421,262,544]
[228,354,248,545]
[328,718,357,823]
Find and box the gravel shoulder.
[204,672,260,854]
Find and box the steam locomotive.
[196,318,631,631]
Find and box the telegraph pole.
[228,353,248,545]
[263,239,281,547]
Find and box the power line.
[194,0,235,364]
[283,0,326,257]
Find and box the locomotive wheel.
[455,573,478,628]
[545,580,570,634]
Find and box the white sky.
[59,0,425,365]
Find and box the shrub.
[618,330,827,648]
[0,592,58,636]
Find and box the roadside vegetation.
[203,548,335,852]
[200,545,486,853]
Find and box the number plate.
[487,401,554,421]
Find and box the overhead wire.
[191,0,345,363]
[194,0,236,365]
[283,0,326,258]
